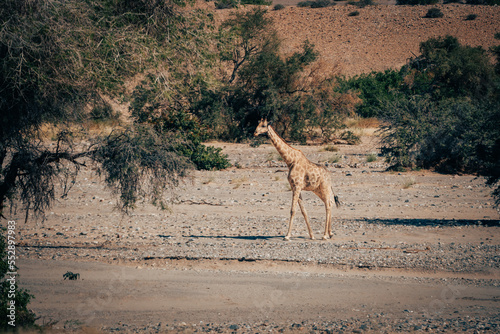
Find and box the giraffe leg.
[285,190,300,241]
[298,194,315,240]
[322,202,332,240]
[316,191,333,240]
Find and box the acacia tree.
[380,36,500,206]
[0,0,200,219]
[194,8,357,142]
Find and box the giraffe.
[254,119,340,241]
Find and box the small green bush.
[89,103,120,123]
[241,0,273,4]
[348,0,374,7]
[424,8,444,18]
[348,11,360,16]
[274,4,285,9]
[0,230,37,330]
[465,14,478,20]
[397,0,438,4]
[298,0,335,7]
[466,0,500,4]
[335,70,404,118]
[366,153,378,163]
[215,0,238,9]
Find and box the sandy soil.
[210,3,500,76]
[9,133,500,333]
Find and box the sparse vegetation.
[424,8,444,18]
[466,0,500,4]
[298,0,335,8]
[0,0,229,217]
[465,14,478,20]
[348,0,374,7]
[377,36,500,205]
[323,145,339,152]
[195,8,356,144]
[366,153,378,163]
[402,177,417,189]
[0,230,37,330]
[397,0,438,4]
[274,4,285,10]
[328,155,342,164]
[336,70,404,118]
[348,11,360,16]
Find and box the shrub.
[89,103,120,123]
[380,96,499,177]
[348,0,374,7]
[274,4,285,9]
[466,0,500,4]
[215,0,238,9]
[0,230,37,330]
[402,36,496,100]
[335,70,404,118]
[298,0,335,7]
[397,0,438,4]
[130,78,230,171]
[424,8,444,18]
[366,153,378,163]
[348,11,360,16]
[465,14,478,20]
[241,0,273,4]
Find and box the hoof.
[321,235,330,240]
[283,236,291,241]
[310,236,316,240]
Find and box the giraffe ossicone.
[254,119,341,241]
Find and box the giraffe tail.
[331,186,341,208]
[334,195,341,208]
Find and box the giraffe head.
[253,119,269,137]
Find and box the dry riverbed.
[9,135,500,333]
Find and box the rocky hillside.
[214,4,500,76]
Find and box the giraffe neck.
[267,125,302,167]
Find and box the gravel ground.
[9,135,499,333]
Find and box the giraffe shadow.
[362,218,500,227]
[184,235,285,241]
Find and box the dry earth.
[211,3,500,76]
[5,3,500,333]
[9,133,500,333]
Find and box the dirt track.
[10,134,500,333]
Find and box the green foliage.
[381,97,499,178]
[274,4,286,9]
[298,0,335,7]
[241,0,273,4]
[194,8,355,144]
[376,35,500,205]
[336,70,404,118]
[215,0,239,8]
[0,0,209,216]
[466,0,500,4]
[366,153,378,163]
[90,103,120,123]
[465,14,478,20]
[130,78,231,170]
[348,11,360,16]
[424,8,444,18]
[491,34,500,75]
[396,0,438,4]
[0,229,37,330]
[403,36,496,100]
[94,125,193,210]
[348,0,374,7]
